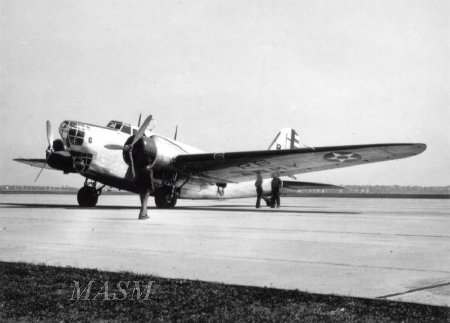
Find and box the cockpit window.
[122,125,131,135]
[107,121,123,130]
[107,120,134,135]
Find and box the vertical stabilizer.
[268,128,300,150]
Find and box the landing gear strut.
[77,179,104,207]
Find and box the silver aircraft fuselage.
[58,120,271,199]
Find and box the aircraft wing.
[14,158,54,170]
[172,143,426,183]
[14,151,75,173]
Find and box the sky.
[0,0,448,187]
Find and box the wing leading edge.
[172,143,426,183]
[14,158,54,170]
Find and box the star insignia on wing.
[324,152,361,163]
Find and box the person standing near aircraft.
[271,173,283,208]
[255,172,263,208]
[136,165,154,220]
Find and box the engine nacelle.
[52,139,66,152]
[122,135,157,169]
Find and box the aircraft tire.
[263,196,272,207]
[77,186,98,207]
[154,187,177,209]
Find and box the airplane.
[14,115,426,209]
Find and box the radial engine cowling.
[52,139,66,152]
[122,135,157,168]
[46,139,72,172]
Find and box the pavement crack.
[377,282,450,299]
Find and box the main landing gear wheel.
[154,187,177,209]
[77,186,99,207]
[263,196,272,207]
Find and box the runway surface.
[0,194,449,307]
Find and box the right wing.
[172,143,426,184]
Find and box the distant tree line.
[1,185,449,194]
[0,185,78,192]
[301,185,450,194]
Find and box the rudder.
[268,128,300,150]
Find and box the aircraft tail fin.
[268,128,301,150]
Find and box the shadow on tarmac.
[0,203,358,215]
[0,203,139,210]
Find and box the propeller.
[35,120,54,182]
[137,113,142,127]
[174,125,178,140]
[46,120,54,151]
[104,115,156,180]
[131,115,152,147]
[104,115,153,152]
[119,115,152,178]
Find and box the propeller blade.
[132,115,152,146]
[129,149,136,178]
[138,113,142,127]
[34,154,50,183]
[46,120,54,150]
[104,144,124,150]
[174,125,178,140]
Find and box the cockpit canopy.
[106,120,137,135]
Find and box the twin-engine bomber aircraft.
[15,115,426,209]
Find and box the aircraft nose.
[59,120,88,148]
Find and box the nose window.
[60,121,86,146]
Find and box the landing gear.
[153,171,180,209]
[154,186,177,208]
[263,196,272,207]
[77,179,103,207]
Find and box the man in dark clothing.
[135,165,154,220]
[270,173,283,208]
[255,172,263,208]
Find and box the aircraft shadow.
[173,206,358,215]
[0,203,139,210]
[0,203,358,215]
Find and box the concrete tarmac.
[0,194,449,307]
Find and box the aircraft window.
[107,121,123,130]
[67,122,85,146]
[122,125,131,135]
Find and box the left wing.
[14,158,53,170]
[172,143,426,183]
[14,151,75,173]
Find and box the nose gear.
[77,179,104,207]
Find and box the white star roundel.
[324,152,361,163]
